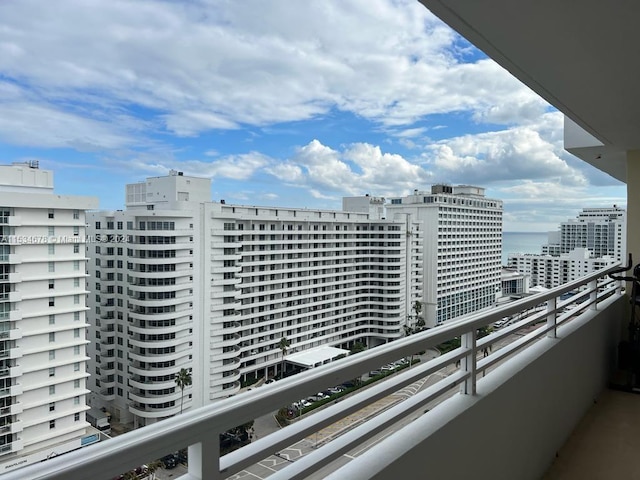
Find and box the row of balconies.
[0,384,22,399]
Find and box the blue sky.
[0,0,626,231]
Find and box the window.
[74,396,80,405]
[74,328,80,338]
[48,226,55,236]
[73,226,79,236]
[95,221,101,229]
[49,402,55,412]
[49,350,55,360]
[74,362,80,371]
[117,388,123,397]
[74,379,80,388]
[49,314,55,325]
[117,221,123,230]
[73,278,80,288]
[73,210,80,219]
[74,345,80,355]
[49,279,54,289]
[49,297,55,307]
[49,367,55,377]
[49,385,55,395]
[73,294,80,305]
[48,244,55,255]
[74,311,80,322]
[74,412,80,421]
[73,244,80,254]
[49,420,55,429]
[48,261,55,273]
[73,260,80,271]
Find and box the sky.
[0,0,626,232]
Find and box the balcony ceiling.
[419,0,639,183]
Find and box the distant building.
[501,268,530,297]
[0,162,98,473]
[542,206,626,262]
[386,185,503,327]
[342,195,386,220]
[507,248,617,289]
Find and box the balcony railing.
[5,264,625,480]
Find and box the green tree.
[175,367,192,414]
[278,337,290,378]
[146,460,163,480]
[349,342,366,355]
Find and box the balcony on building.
[8,264,633,480]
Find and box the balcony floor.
[543,387,640,480]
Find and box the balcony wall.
[331,293,625,480]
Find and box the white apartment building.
[0,162,98,474]
[543,206,627,262]
[386,185,503,327]
[500,268,530,297]
[507,248,617,289]
[87,173,415,427]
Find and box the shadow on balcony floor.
[543,387,640,480]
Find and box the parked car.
[327,386,344,394]
[369,369,381,376]
[493,317,510,328]
[176,449,188,464]
[265,378,276,385]
[162,454,178,469]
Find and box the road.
[225,327,535,480]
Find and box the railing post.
[546,296,557,338]
[460,329,477,395]
[188,435,220,480]
[589,279,598,310]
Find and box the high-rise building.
[87,173,416,427]
[543,206,626,262]
[0,162,98,473]
[386,185,503,327]
[510,206,626,288]
[507,248,617,289]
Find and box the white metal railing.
[6,264,623,480]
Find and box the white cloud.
[423,112,586,185]
[104,152,271,180]
[0,101,135,150]
[265,139,431,197]
[0,0,546,144]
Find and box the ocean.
[502,231,549,265]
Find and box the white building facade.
[507,248,617,289]
[87,173,416,427]
[544,206,627,262]
[0,162,98,473]
[386,185,503,327]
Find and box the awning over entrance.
[285,346,350,369]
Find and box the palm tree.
[174,367,192,414]
[278,337,290,378]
